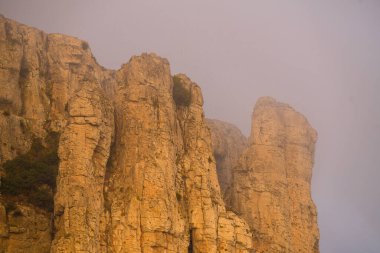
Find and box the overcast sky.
[1,1,380,252]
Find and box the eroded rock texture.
[52,86,114,252]
[0,15,319,253]
[0,15,116,253]
[105,54,187,252]
[174,75,252,253]
[0,203,51,253]
[0,16,253,253]
[230,97,320,253]
[104,63,252,252]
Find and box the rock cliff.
[228,97,320,253]
[206,119,247,206]
[0,16,319,253]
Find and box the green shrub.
[81,41,89,50]
[0,136,59,212]
[30,187,54,212]
[173,76,191,107]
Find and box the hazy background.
[1,1,379,252]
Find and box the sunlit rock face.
[0,16,254,253]
[1,15,319,253]
[229,97,320,253]
[0,15,114,253]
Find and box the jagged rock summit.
[0,16,319,253]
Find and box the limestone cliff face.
[0,203,51,253]
[0,15,116,252]
[0,16,253,253]
[229,97,320,253]
[52,86,114,252]
[103,64,252,252]
[173,75,252,253]
[0,16,319,253]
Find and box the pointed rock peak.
[128,52,170,66]
[252,96,317,143]
[173,73,192,83]
[254,96,293,109]
[256,96,277,105]
[118,53,172,91]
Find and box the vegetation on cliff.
[173,75,192,107]
[0,134,59,212]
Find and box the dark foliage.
[81,41,89,50]
[0,135,59,212]
[173,76,191,107]
[30,188,54,212]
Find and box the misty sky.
[1,1,380,252]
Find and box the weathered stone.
[51,85,114,253]
[230,97,320,253]
[175,74,252,253]
[0,15,319,253]
[0,203,51,253]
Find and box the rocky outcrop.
[0,15,319,253]
[0,16,253,252]
[52,85,114,252]
[206,119,248,204]
[0,202,51,253]
[230,97,320,253]
[104,54,188,252]
[0,15,116,252]
[104,62,252,252]
[174,75,252,253]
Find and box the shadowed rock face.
[206,119,247,205]
[0,16,253,253]
[229,97,320,253]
